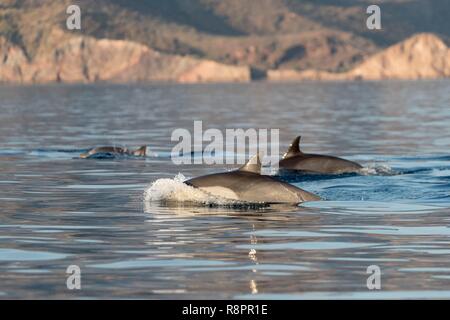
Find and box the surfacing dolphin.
[80,146,147,159]
[279,136,362,174]
[184,154,320,204]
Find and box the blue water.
[0,81,449,299]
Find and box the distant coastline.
[1,30,449,85]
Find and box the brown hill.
[268,33,450,81]
[1,0,449,83]
[349,33,450,80]
[0,28,250,83]
[0,0,384,73]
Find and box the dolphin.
[279,136,362,174]
[184,154,320,204]
[80,145,147,159]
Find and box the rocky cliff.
[1,0,449,83]
[349,33,450,80]
[1,30,449,84]
[268,33,450,81]
[0,28,250,84]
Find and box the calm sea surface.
[0,81,449,299]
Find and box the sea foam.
[143,173,240,206]
[359,163,396,176]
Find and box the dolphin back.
[281,136,362,174]
[80,146,127,158]
[280,153,362,174]
[185,171,320,204]
[79,146,149,158]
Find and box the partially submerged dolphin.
[80,146,147,159]
[279,136,362,174]
[184,154,320,204]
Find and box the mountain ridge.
[1,0,449,83]
[268,33,450,81]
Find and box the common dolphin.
[184,154,320,204]
[279,136,362,174]
[80,146,147,159]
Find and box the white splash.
[143,173,239,206]
[359,163,396,176]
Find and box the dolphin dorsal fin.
[137,145,147,155]
[282,136,302,159]
[238,154,261,174]
[131,145,147,156]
